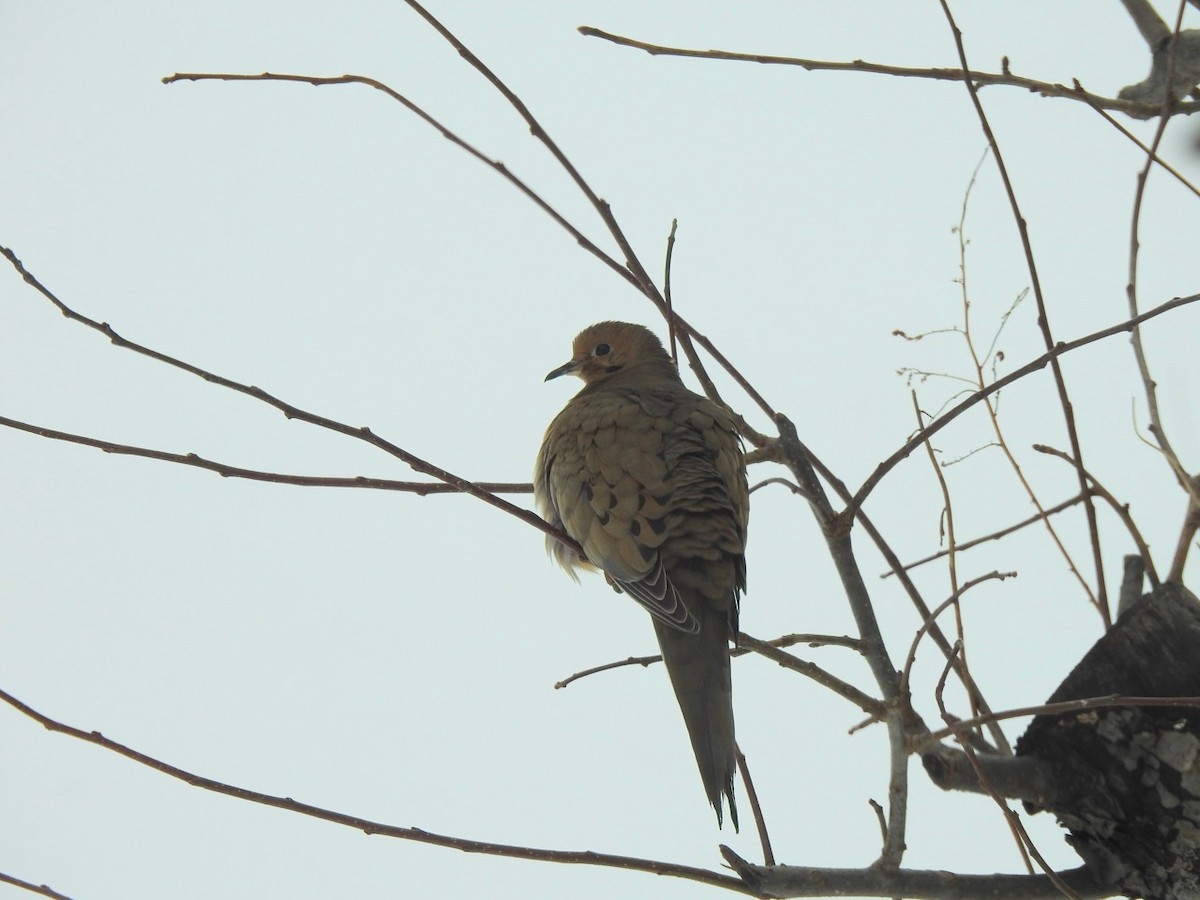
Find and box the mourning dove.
[534,321,748,829]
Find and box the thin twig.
[553,632,861,689]
[799,435,1007,751]
[1073,80,1200,198]
[1125,3,1196,497]
[925,693,1200,744]
[1033,444,1160,587]
[936,0,1109,626]
[898,571,1016,703]
[734,744,774,867]
[161,72,638,292]
[947,153,1104,624]
[736,633,887,720]
[911,390,974,732]
[0,246,577,554]
[664,218,679,365]
[577,26,1200,119]
[887,493,1088,578]
[397,1,777,423]
[0,873,75,900]
[0,415,530,495]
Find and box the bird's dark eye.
[592,343,611,357]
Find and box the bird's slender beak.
[544,359,580,382]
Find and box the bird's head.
[544,321,674,385]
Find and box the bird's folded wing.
[537,391,700,633]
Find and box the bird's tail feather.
[654,615,738,830]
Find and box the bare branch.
[1074,80,1200,197]
[553,632,862,691]
[160,72,637,292]
[1125,5,1197,495]
[736,633,887,720]
[734,745,775,867]
[719,845,1108,899]
[925,693,1200,744]
[0,414,530,496]
[0,686,758,896]
[0,246,573,553]
[796,435,1008,751]
[1033,443,1160,587]
[577,25,1200,118]
[1167,486,1200,582]
[0,873,76,900]
[396,1,779,424]
[887,493,1088,578]
[898,571,1017,703]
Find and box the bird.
[534,321,749,828]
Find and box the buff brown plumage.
[534,322,749,828]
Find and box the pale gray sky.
[2,2,1198,898]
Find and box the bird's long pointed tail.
[654,615,738,830]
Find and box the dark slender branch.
[0,246,576,554]
[1033,443,1160,587]
[886,493,1088,578]
[734,745,774,867]
[160,73,638,292]
[775,417,899,697]
[898,572,1017,701]
[0,414,531,496]
[553,632,862,690]
[0,873,76,900]
[396,1,783,426]
[736,633,886,720]
[936,0,1109,627]
[1168,487,1200,582]
[1073,80,1200,197]
[577,25,1200,119]
[0,687,758,896]
[771,415,911,865]
[401,0,662,298]
[664,218,680,365]
[1125,5,1195,495]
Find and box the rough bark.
[1016,583,1200,900]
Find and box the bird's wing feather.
[536,387,700,633]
